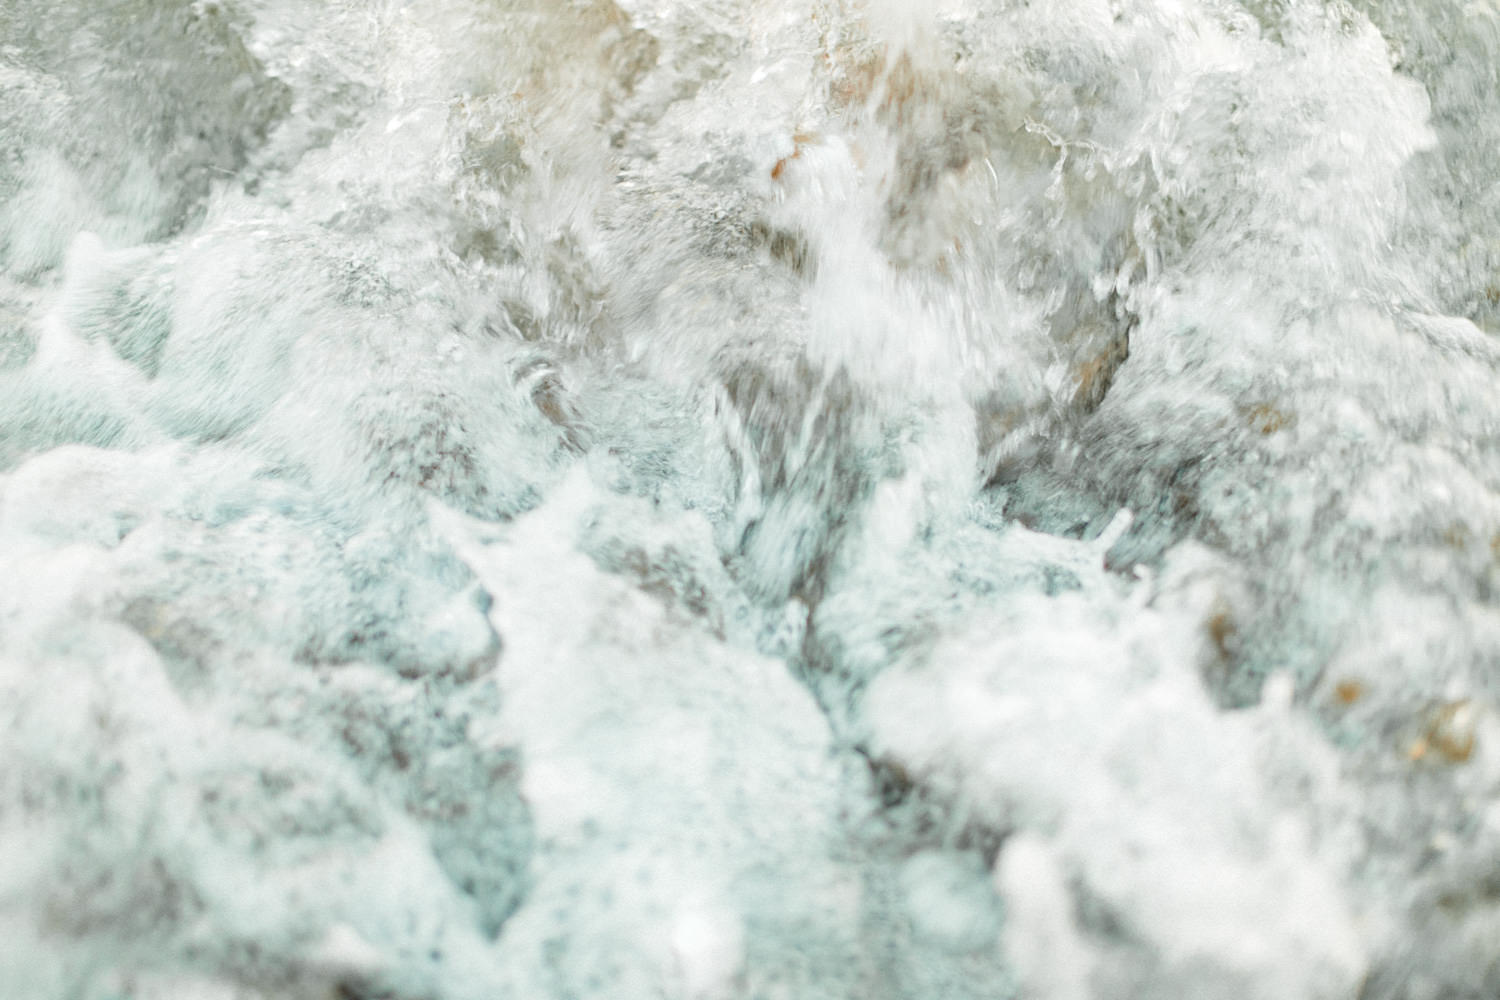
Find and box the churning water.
[4,1,1500,997]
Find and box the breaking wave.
[4,1,1500,998]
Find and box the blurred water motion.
[3,2,1500,998]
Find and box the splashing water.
[4,1,1500,998]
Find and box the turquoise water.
[3,2,1500,997]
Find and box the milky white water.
[3,1,1500,997]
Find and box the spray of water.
[4,1,1500,998]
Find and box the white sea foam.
[4,1,1500,998]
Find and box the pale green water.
[3,2,1500,998]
